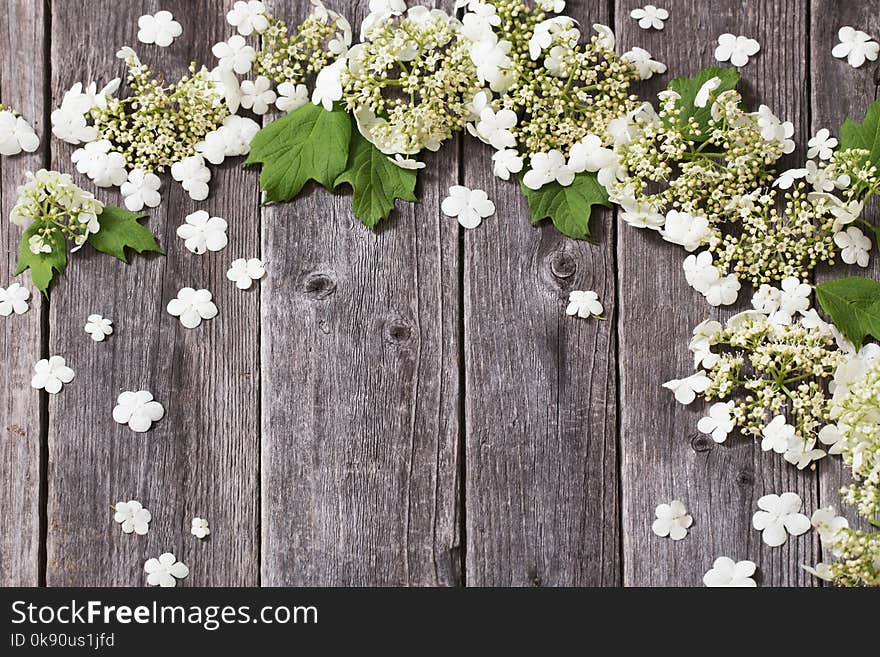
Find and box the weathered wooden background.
[0,0,870,586]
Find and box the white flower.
[536,0,565,12]
[312,58,346,111]
[84,314,113,342]
[441,185,495,229]
[661,210,711,252]
[565,290,603,319]
[810,507,849,551]
[461,2,501,43]
[167,288,218,329]
[71,139,127,187]
[475,107,517,150]
[491,149,523,181]
[240,76,276,115]
[662,372,711,405]
[0,282,30,316]
[29,235,51,255]
[752,492,810,547]
[761,415,796,453]
[144,553,189,587]
[619,197,664,230]
[171,155,211,201]
[522,150,574,189]
[834,226,871,267]
[177,211,228,255]
[196,115,261,165]
[773,167,807,190]
[137,11,182,47]
[697,401,735,443]
[683,251,718,293]
[50,80,118,144]
[31,356,74,394]
[593,23,615,50]
[704,274,740,307]
[120,169,161,212]
[226,0,269,35]
[113,390,165,433]
[212,65,243,114]
[694,76,721,108]
[818,424,844,454]
[471,39,515,93]
[275,82,308,113]
[772,276,810,325]
[0,110,39,156]
[630,5,668,30]
[756,105,795,154]
[689,319,722,368]
[567,134,622,187]
[783,437,826,470]
[388,154,425,170]
[212,34,256,75]
[714,33,760,67]
[651,500,692,540]
[622,47,666,79]
[703,557,757,587]
[752,284,781,314]
[113,500,151,535]
[227,258,265,290]
[802,562,834,582]
[807,128,838,160]
[832,26,879,68]
[191,517,211,539]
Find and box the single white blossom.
[683,251,719,294]
[137,11,182,47]
[619,197,664,230]
[761,415,796,453]
[704,274,741,307]
[703,557,757,587]
[240,76,276,115]
[783,437,826,470]
[113,390,165,433]
[832,26,879,68]
[475,107,517,150]
[697,401,735,443]
[818,423,844,454]
[772,276,810,325]
[810,506,849,552]
[714,33,760,67]
[695,76,721,108]
[662,372,711,405]
[312,58,346,111]
[630,5,668,30]
[167,288,218,329]
[661,210,711,252]
[113,500,151,535]
[29,234,51,255]
[84,314,113,342]
[565,290,603,319]
[31,356,74,394]
[275,82,308,113]
[212,34,256,75]
[120,169,161,212]
[226,0,269,36]
[144,553,189,587]
[227,258,265,290]
[567,134,622,187]
[834,226,871,267]
[756,104,795,154]
[523,149,574,189]
[651,500,692,540]
[0,110,39,156]
[0,283,30,316]
[171,155,211,200]
[441,185,495,229]
[492,149,523,180]
[752,492,810,547]
[71,139,127,188]
[388,154,425,170]
[622,47,666,79]
[807,128,838,160]
[177,211,228,255]
[191,517,211,539]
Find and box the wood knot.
[690,434,713,453]
[299,271,337,299]
[736,470,755,486]
[527,566,542,587]
[548,251,577,279]
[383,316,413,345]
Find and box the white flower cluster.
[0,103,39,156]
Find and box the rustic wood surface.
[0,0,867,586]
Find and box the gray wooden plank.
[260,0,461,586]
[617,0,819,586]
[46,0,260,585]
[464,0,620,587]
[0,0,46,586]
[810,0,878,538]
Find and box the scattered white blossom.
[120,169,161,212]
[622,48,666,80]
[144,553,189,587]
[703,557,757,587]
[240,76,277,115]
[177,211,228,255]
[137,11,182,47]
[84,314,113,342]
[226,0,269,36]
[167,288,218,329]
[661,210,711,252]
[523,150,574,189]
[752,492,810,547]
[807,128,838,161]
[832,26,879,68]
[113,390,165,433]
[833,226,871,267]
[714,33,760,67]
[492,149,523,181]
[212,34,257,75]
[651,500,692,540]
[0,283,30,316]
[275,82,308,113]
[441,186,495,229]
[388,154,425,170]
[71,139,127,188]
[31,356,74,394]
[662,371,711,405]
[191,517,211,539]
[113,500,151,535]
[697,401,735,443]
[0,109,39,156]
[312,57,346,111]
[226,258,265,290]
[565,290,603,319]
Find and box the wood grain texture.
[810,0,878,538]
[46,0,260,586]
[616,0,820,586]
[260,0,462,586]
[0,0,46,586]
[464,0,620,587]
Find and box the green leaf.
[333,130,418,229]
[245,102,351,202]
[519,172,610,240]
[667,66,740,141]
[839,99,880,168]
[15,224,68,297]
[816,276,880,349]
[86,206,163,263]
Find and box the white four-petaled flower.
[630,5,668,30]
[832,26,879,68]
[84,314,113,342]
[275,82,308,113]
[113,390,165,433]
[227,258,266,290]
[714,33,760,67]
[177,210,228,255]
[144,553,189,587]
[441,186,495,229]
[703,557,757,587]
[240,76,277,115]
[761,415,796,453]
[113,500,151,535]
[0,282,30,316]
[191,517,211,539]
[167,288,218,329]
[565,290,603,319]
[171,154,211,201]
[662,371,711,405]
[212,35,257,75]
[226,0,269,36]
[137,11,183,47]
[0,110,39,156]
[120,169,161,212]
[752,492,810,547]
[31,356,74,394]
[522,150,573,189]
[697,401,735,443]
[622,47,667,80]
[651,500,692,540]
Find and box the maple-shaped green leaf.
[667,66,740,141]
[87,206,163,263]
[816,276,880,349]
[15,223,68,297]
[839,99,880,168]
[245,102,351,202]
[519,172,610,240]
[333,131,418,229]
